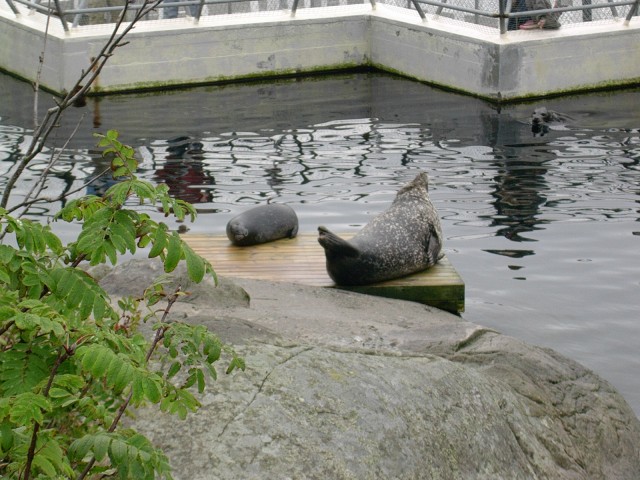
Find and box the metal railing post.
[625,0,639,22]
[582,0,592,21]
[194,0,204,21]
[411,0,426,20]
[4,0,21,15]
[53,0,69,30]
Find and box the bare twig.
[33,0,53,128]
[5,166,112,217]
[0,0,163,211]
[20,114,86,214]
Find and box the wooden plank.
[181,233,465,314]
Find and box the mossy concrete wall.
[1,2,639,100]
[369,8,640,99]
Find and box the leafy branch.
[0,1,243,476]
[0,133,243,479]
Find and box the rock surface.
[100,260,640,479]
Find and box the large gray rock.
[101,260,640,479]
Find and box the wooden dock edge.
[181,233,465,314]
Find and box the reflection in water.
[488,154,550,242]
[483,112,552,246]
[154,136,215,204]
[1,72,639,417]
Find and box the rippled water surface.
[1,72,639,415]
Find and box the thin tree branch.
[6,166,112,216]
[23,348,70,480]
[0,0,163,211]
[20,114,86,214]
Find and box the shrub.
[0,130,244,479]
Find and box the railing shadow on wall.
[2,0,639,34]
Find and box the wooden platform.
[181,233,465,314]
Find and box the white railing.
[3,0,639,32]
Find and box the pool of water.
[1,72,639,416]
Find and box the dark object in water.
[166,136,204,158]
[530,107,574,136]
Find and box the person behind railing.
[518,0,562,29]
[508,0,533,30]
[162,0,198,18]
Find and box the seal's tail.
[317,226,359,258]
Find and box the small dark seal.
[226,204,299,246]
[318,172,443,286]
[530,107,574,136]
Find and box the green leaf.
[142,376,162,404]
[148,223,168,259]
[163,232,182,273]
[101,240,118,265]
[104,181,133,204]
[78,344,139,394]
[0,420,14,450]
[69,434,94,461]
[226,356,246,375]
[183,369,197,389]
[109,437,128,465]
[32,452,57,477]
[37,437,75,477]
[47,267,115,321]
[182,242,206,283]
[48,387,71,399]
[131,180,155,201]
[0,244,15,263]
[14,312,37,330]
[83,345,113,379]
[44,230,64,254]
[93,433,110,461]
[9,393,51,425]
[196,369,205,394]
[166,361,181,379]
[109,357,135,393]
[0,343,52,395]
[0,305,16,321]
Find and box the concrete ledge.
[1,2,639,99]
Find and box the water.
[1,72,639,416]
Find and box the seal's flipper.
[425,224,443,265]
[318,226,359,258]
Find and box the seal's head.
[226,221,248,243]
[530,107,560,125]
[396,171,429,198]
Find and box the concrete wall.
[368,7,640,99]
[1,2,639,100]
[98,13,371,91]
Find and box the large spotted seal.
[318,172,443,286]
[226,204,298,246]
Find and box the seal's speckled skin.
[318,172,443,286]
[227,204,298,246]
